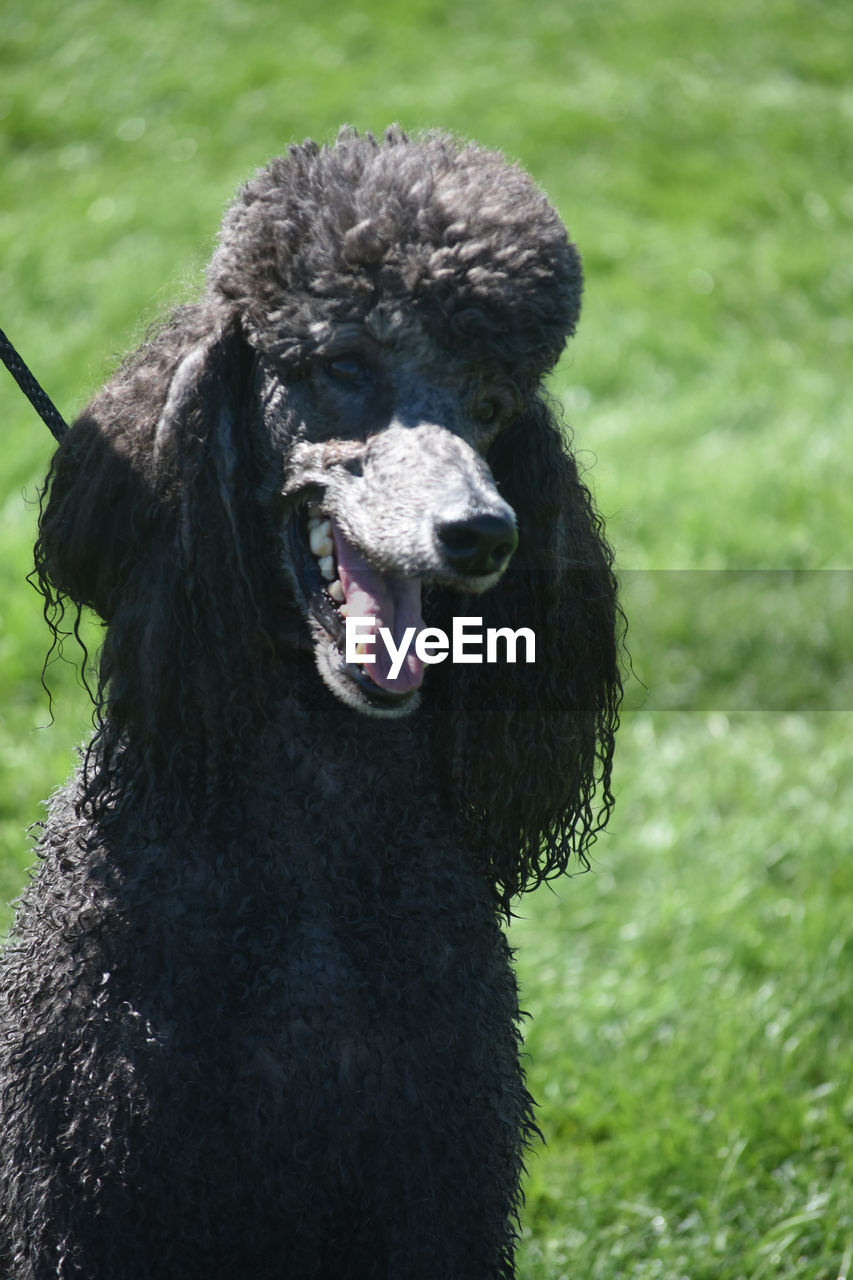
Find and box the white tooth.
[327,579,345,602]
[318,555,335,580]
[338,603,350,617]
[307,515,322,531]
[309,524,334,557]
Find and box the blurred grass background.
[1,0,851,1275]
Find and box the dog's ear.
[35,311,274,787]
[36,312,254,618]
[427,397,622,909]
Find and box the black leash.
[0,327,68,443]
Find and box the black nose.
[437,511,519,577]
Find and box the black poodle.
[0,127,621,1278]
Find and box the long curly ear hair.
[427,395,622,912]
[34,307,277,820]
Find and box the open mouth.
[288,503,426,712]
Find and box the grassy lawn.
[2,0,851,1275]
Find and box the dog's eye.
[324,356,372,386]
[471,396,500,425]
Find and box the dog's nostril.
[437,512,519,577]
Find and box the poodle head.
[204,127,586,715]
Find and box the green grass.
[513,712,853,1278]
[2,0,851,1274]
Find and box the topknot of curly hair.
[208,127,582,379]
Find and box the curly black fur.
[0,127,621,1278]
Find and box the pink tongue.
[332,522,425,693]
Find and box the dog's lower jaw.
[314,631,422,718]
